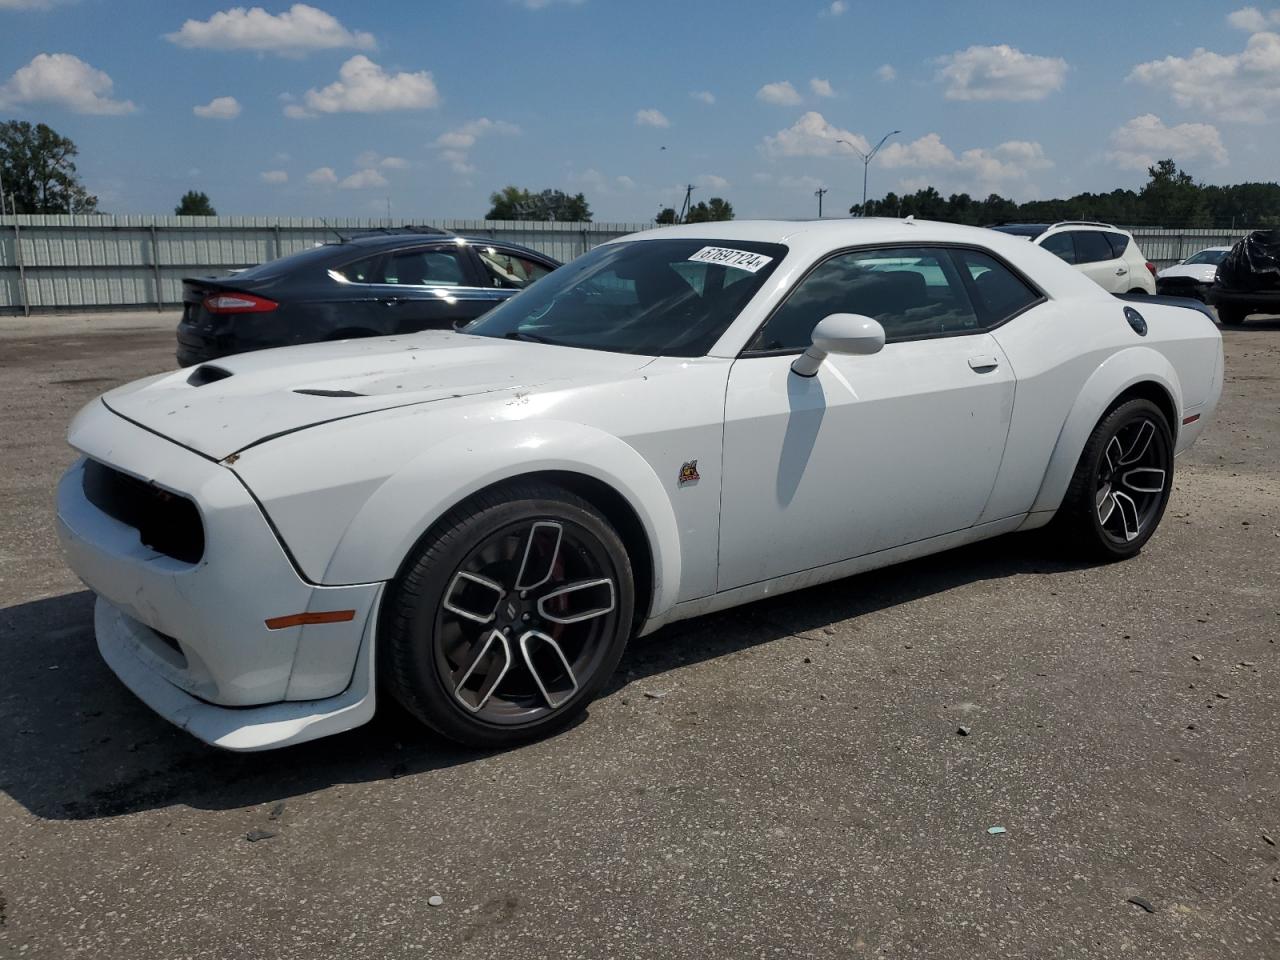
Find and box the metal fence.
[0,216,652,315]
[0,216,1262,315]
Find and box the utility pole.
[814,186,828,218]
[837,129,900,217]
[678,184,696,224]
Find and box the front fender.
[320,419,683,622]
[1031,346,1183,515]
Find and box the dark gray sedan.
[176,231,559,366]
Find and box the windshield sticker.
[687,246,774,273]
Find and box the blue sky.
[2,0,1278,220]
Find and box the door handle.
[1115,267,1128,275]
[378,296,404,306]
[968,355,999,372]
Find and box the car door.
[1073,230,1129,292]
[717,245,1021,592]
[370,243,506,331]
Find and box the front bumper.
[56,400,383,749]
[1156,277,1210,301]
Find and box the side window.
[1104,232,1130,259]
[1040,231,1077,264]
[952,249,1042,324]
[477,247,553,289]
[1074,231,1116,264]
[750,246,980,351]
[331,254,381,284]
[382,247,469,286]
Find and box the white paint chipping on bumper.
[94,596,378,751]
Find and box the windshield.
[464,238,787,357]
[1185,249,1228,266]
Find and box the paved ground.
[1,310,1278,959]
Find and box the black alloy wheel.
[1056,398,1174,560]
[381,481,634,747]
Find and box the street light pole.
[837,129,900,217]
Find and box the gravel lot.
[1,310,1277,959]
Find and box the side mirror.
[791,313,885,377]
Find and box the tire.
[1053,398,1174,561]
[1217,307,1247,326]
[380,480,634,748]
[1126,288,1149,296]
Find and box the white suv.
[991,222,1157,295]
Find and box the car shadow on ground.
[0,532,1091,822]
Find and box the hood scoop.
[187,364,233,387]
[293,388,366,397]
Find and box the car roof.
[619,217,1024,245]
[326,232,558,262]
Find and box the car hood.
[1158,263,1217,282]
[102,331,654,460]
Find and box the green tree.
[1138,159,1207,226]
[655,207,678,224]
[0,120,98,214]
[684,197,734,223]
[485,186,591,221]
[175,190,216,216]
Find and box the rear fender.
[1031,346,1182,515]
[321,419,683,622]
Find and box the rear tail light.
[203,292,278,314]
[1145,262,1157,278]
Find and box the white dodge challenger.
[56,219,1224,751]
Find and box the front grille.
[82,460,205,563]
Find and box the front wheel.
[1217,307,1247,326]
[1054,398,1174,561]
[380,481,634,748]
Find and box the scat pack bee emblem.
[678,460,701,486]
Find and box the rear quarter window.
[1104,233,1131,259]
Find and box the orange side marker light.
[265,610,357,630]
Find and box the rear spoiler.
[1113,292,1215,322]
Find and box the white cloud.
[287,55,439,116]
[757,81,802,106]
[1227,6,1280,31]
[0,53,136,115]
[697,173,731,191]
[306,166,338,184]
[568,167,637,196]
[340,168,388,189]
[936,44,1068,101]
[635,108,670,128]
[193,95,240,119]
[810,77,835,98]
[355,150,409,169]
[260,169,289,184]
[762,111,869,157]
[166,3,375,56]
[433,118,520,174]
[1106,114,1228,171]
[825,1,847,14]
[876,64,897,82]
[691,90,715,105]
[878,132,1054,188]
[1129,31,1280,123]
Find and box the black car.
[176,230,560,366]
[1208,229,1280,326]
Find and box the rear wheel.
[380,481,634,748]
[1054,399,1174,561]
